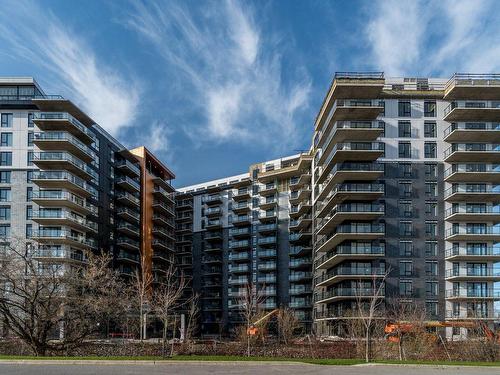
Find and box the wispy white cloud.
[365,0,500,76]
[0,0,140,137]
[124,0,311,150]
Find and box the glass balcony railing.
[445,246,500,258]
[444,122,500,137]
[445,289,500,298]
[445,184,500,198]
[446,268,500,278]
[316,267,385,284]
[116,176,140,191]
[444,101,500,116]
[317,245,385,265]
[34,132,96,159]
[314,287,385,302]
[32,190,97,214]
[445,226,500,237]
[116,159,140,175]
[34,112,95,139]
[229,227,250,236]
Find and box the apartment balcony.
[33,112,94,144]
[229,264,250,274]
[257,249,276,258]
[445,268,500,281]
[205,219,222,230]
[115,176,140,193]
[229,240,251,250]
[289,258,312,270]
[233,188,251,200]
[445,289,500,301]
[316,203,384,235]
[289,230,312,243]
[153,187,175,205]
[117,237,140,251]
[261,289,277,296]
[445,184,500,202]
[259,183,278,196]
[233,215,251,226]
[205,232,223,242]
[289,214,312,230]
[33,152,95,181]
[116,191,140,208]
[176,212,193,222]
[152,200,174,217]
[314,287,385,304]
[116,207,140,223]
[33,132,95,162]
[289,186,311,204]
[318,162,384,186]
[444,74,500,100]
[32,190,97,215]
[289,201,312,218]
[257,154,313,183]
[116,159,140,177]
[116,251,140,264]
[32,246,86,263]
[31,210,97,233]
[258,222,277,233]
[444,143,500,163]
[289,172,311,189]
[315,267,386,287]
[202,194,222,205]
[289,299,312,309]
[204,266,222,276]
[289,272,312,282]
[316,223,385,253]
[444,122,500,143]
[232,201,251,213]
[117,222,140,238]
[444,101,500,122]
[176,199,193,210]
[316,183,384,217]
[152,239,173,252]
[317,121,385,153]
[229,277,250,286]
[228,252,250,261]
[445,226,500,242]
[445,205,500,222]
[444,164,500,183]
[152,226,175,241]
[32,229,94,249]
[445,310,500,321]
[316,244,385,269]
[314,73,384,132]
[205,206,222,218]
[289,286,312,296]
[204,245,222,253]
[259,197,277,210]
[229,226,251,238]
[327,99,384,125]
[203,256,222,265]
[259,211,277,222]
[317,142,384,171]
[153,215,175,228]
[290,246,312,257]
[257,236,276,247]
[257,275,277,284]
[445,247,500,261]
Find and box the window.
[398,100,411,117]
[426,282,438,297]
[398,121,411,137]
[424,101,436,117]
[26,205,32,220]
[424,121,437,137]
[0,188,10,202]
[425,202,437,216]
[425,261,438,276]
[426,301,438,317]
[399,260,413,276]
[0,132,12,146]
[27,131,34,146]
[27,151,33,166]
[0,224,10,238]
[399,280,413,296]
[0,152,12,166]
[425,221,437,237]
[425,241,437,256]
[0,206,10,220]
[425,163,437,178]
[399,200,413,217]
[399,241,413,256]
[399,163,412,177]
[399,142,411,158]
[424,142,437,158]
[26,187,32,202]
[28,113,34,128]
[0,171,10,183]
[26,170,33,183]
[425,182,437,198]
[26,224,32,238]
[378,100,385,116]
[399,182,412,197]
[399,221,413,237]
[1,113,12,128]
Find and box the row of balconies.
[33,112,95,144]
[32,171,97,198]
[443,100,500,122]
[31,209,97,232]
[444,163,500,183]
[32,190,97,216]
[315,267,385,287]
[316,223,385,253]
[33,132,96,162]
[316,244,385,270]
[32,228,95,248]
[314,287,384,304]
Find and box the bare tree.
[277,307,300,345]
[151,262,188,357]
[353,269,390,363]
[236,282,267,357]
[133,253,152,341]
[0,242,125,355]
[184,293,200,352]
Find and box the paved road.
[0,362,499,375]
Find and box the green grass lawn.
[0,354,498,366]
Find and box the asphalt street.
[0,362,499,375]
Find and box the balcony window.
[398,142,411,158]
[0,132,12,147]
[424,101,436,117]
[398,121,411,137]
[1,113,12,128]
[398,101,411,117]
[424,121,437,137]
[424,142,437,158]
[27,131,34,147]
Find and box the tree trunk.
[365,327,371,363]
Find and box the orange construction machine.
[247,309,279,336]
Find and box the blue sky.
[0,0,499,186]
